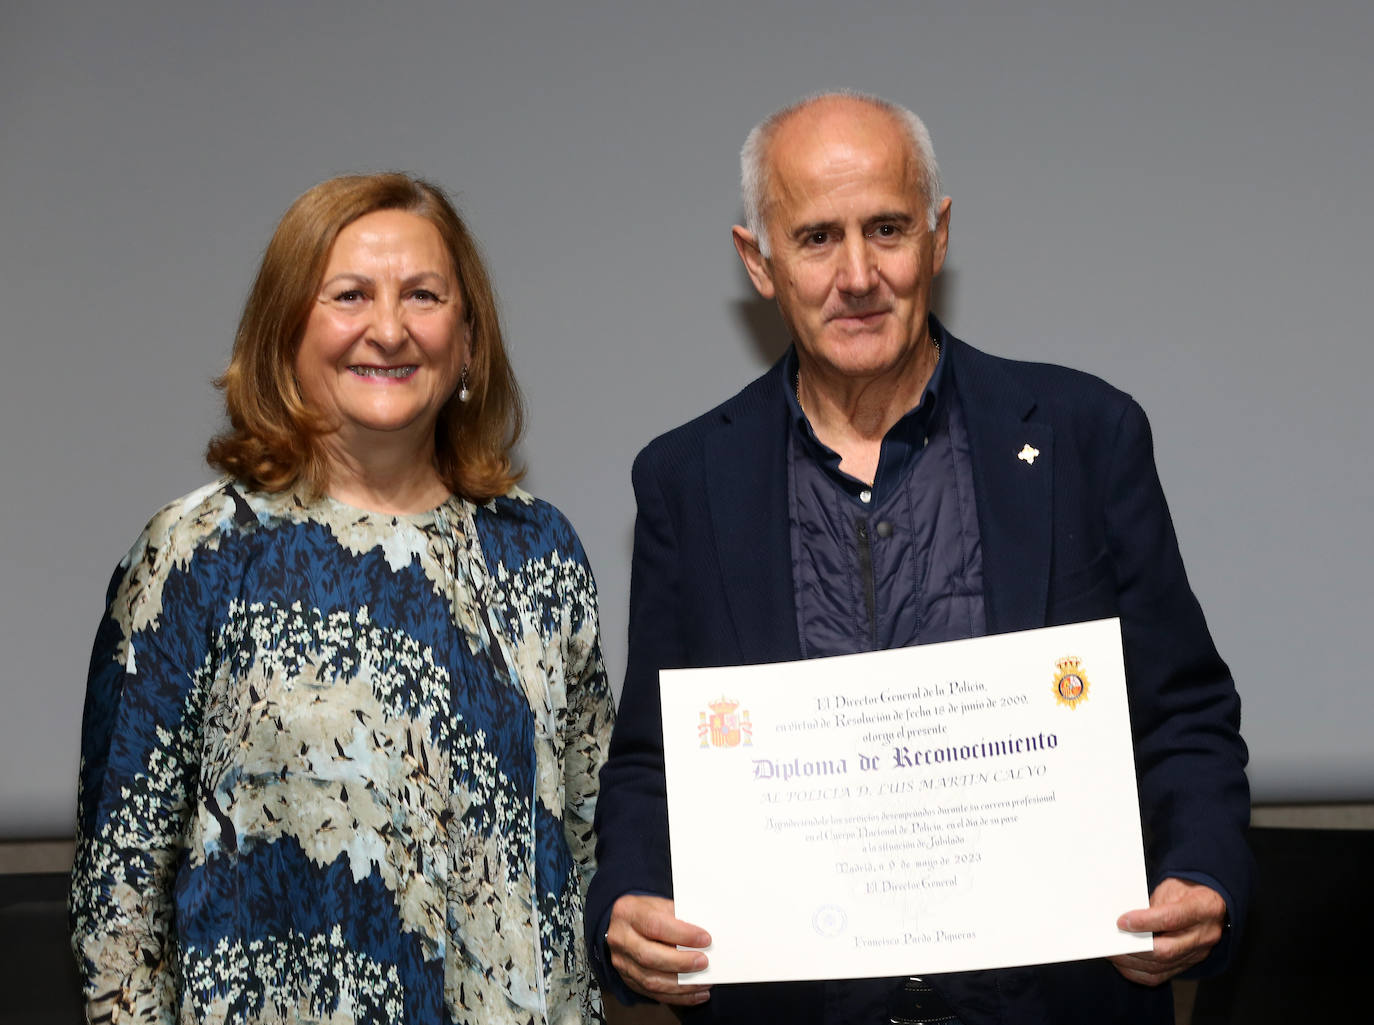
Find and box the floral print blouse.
[70,480,613,1024]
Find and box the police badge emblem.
[1052,656,1091,709]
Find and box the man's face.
[735,100,950,387]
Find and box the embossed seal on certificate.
[1052,656,1091,709]
[812,904,848,937]
[697,696,754,748]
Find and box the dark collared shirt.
[783,324,987,661]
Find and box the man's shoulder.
[951,337,1137,422]
[633,362,782,475]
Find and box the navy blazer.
[588,331,1252,1024]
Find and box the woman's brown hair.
[207,173,523,501]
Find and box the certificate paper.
[660,618,1152,984]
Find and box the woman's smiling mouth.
[349,365,417,379]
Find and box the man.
[586,91,1251,1025]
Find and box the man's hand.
[606,894,713,1006]
[1110,877,1228,986]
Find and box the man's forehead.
[765,112,922,223]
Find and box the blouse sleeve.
[69,508,222,1023]
[559,546,615,888]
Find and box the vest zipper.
[855,516,877,649]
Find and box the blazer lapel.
[698,337,1053,654]
[951,339,1054,634]
[702,372,803,666]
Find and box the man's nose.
[836,236,878,295]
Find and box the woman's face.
[295,209,469,464]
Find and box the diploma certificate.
[660,618,1153,984]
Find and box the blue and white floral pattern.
[71,480,612,1024]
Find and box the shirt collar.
[781,316,950,496]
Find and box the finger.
[614,895,712,949]
[1117,900,1200,934]
[1109,953,1177,987]
[1151,926,1221,964]
[616,970,712,1004]
[639,986,712,1008]
[610,947,713,1004]
[1112,960,1173,987]
[1110,943,1208,987]
[1116,914,1224,962]
[1115,925,1213,967]
[609,927,708,977]
[612,958,710,1000]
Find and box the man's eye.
[807,231,830,246]
[871,224,899,238]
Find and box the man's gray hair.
[740,90,943,258]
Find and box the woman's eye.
[334,289,365,303]
[410,289,440,304]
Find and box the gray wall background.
[3,0,1371,837]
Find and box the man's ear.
[931,196,952,275]
[732,225,776,300]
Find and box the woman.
[70,174,613,1024]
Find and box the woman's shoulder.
[468,487,593,573]
[103,479,266,635]
[117,478,319,586]
[470,487,581,546]
[123,478,253,562]
[466,489,600,639]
